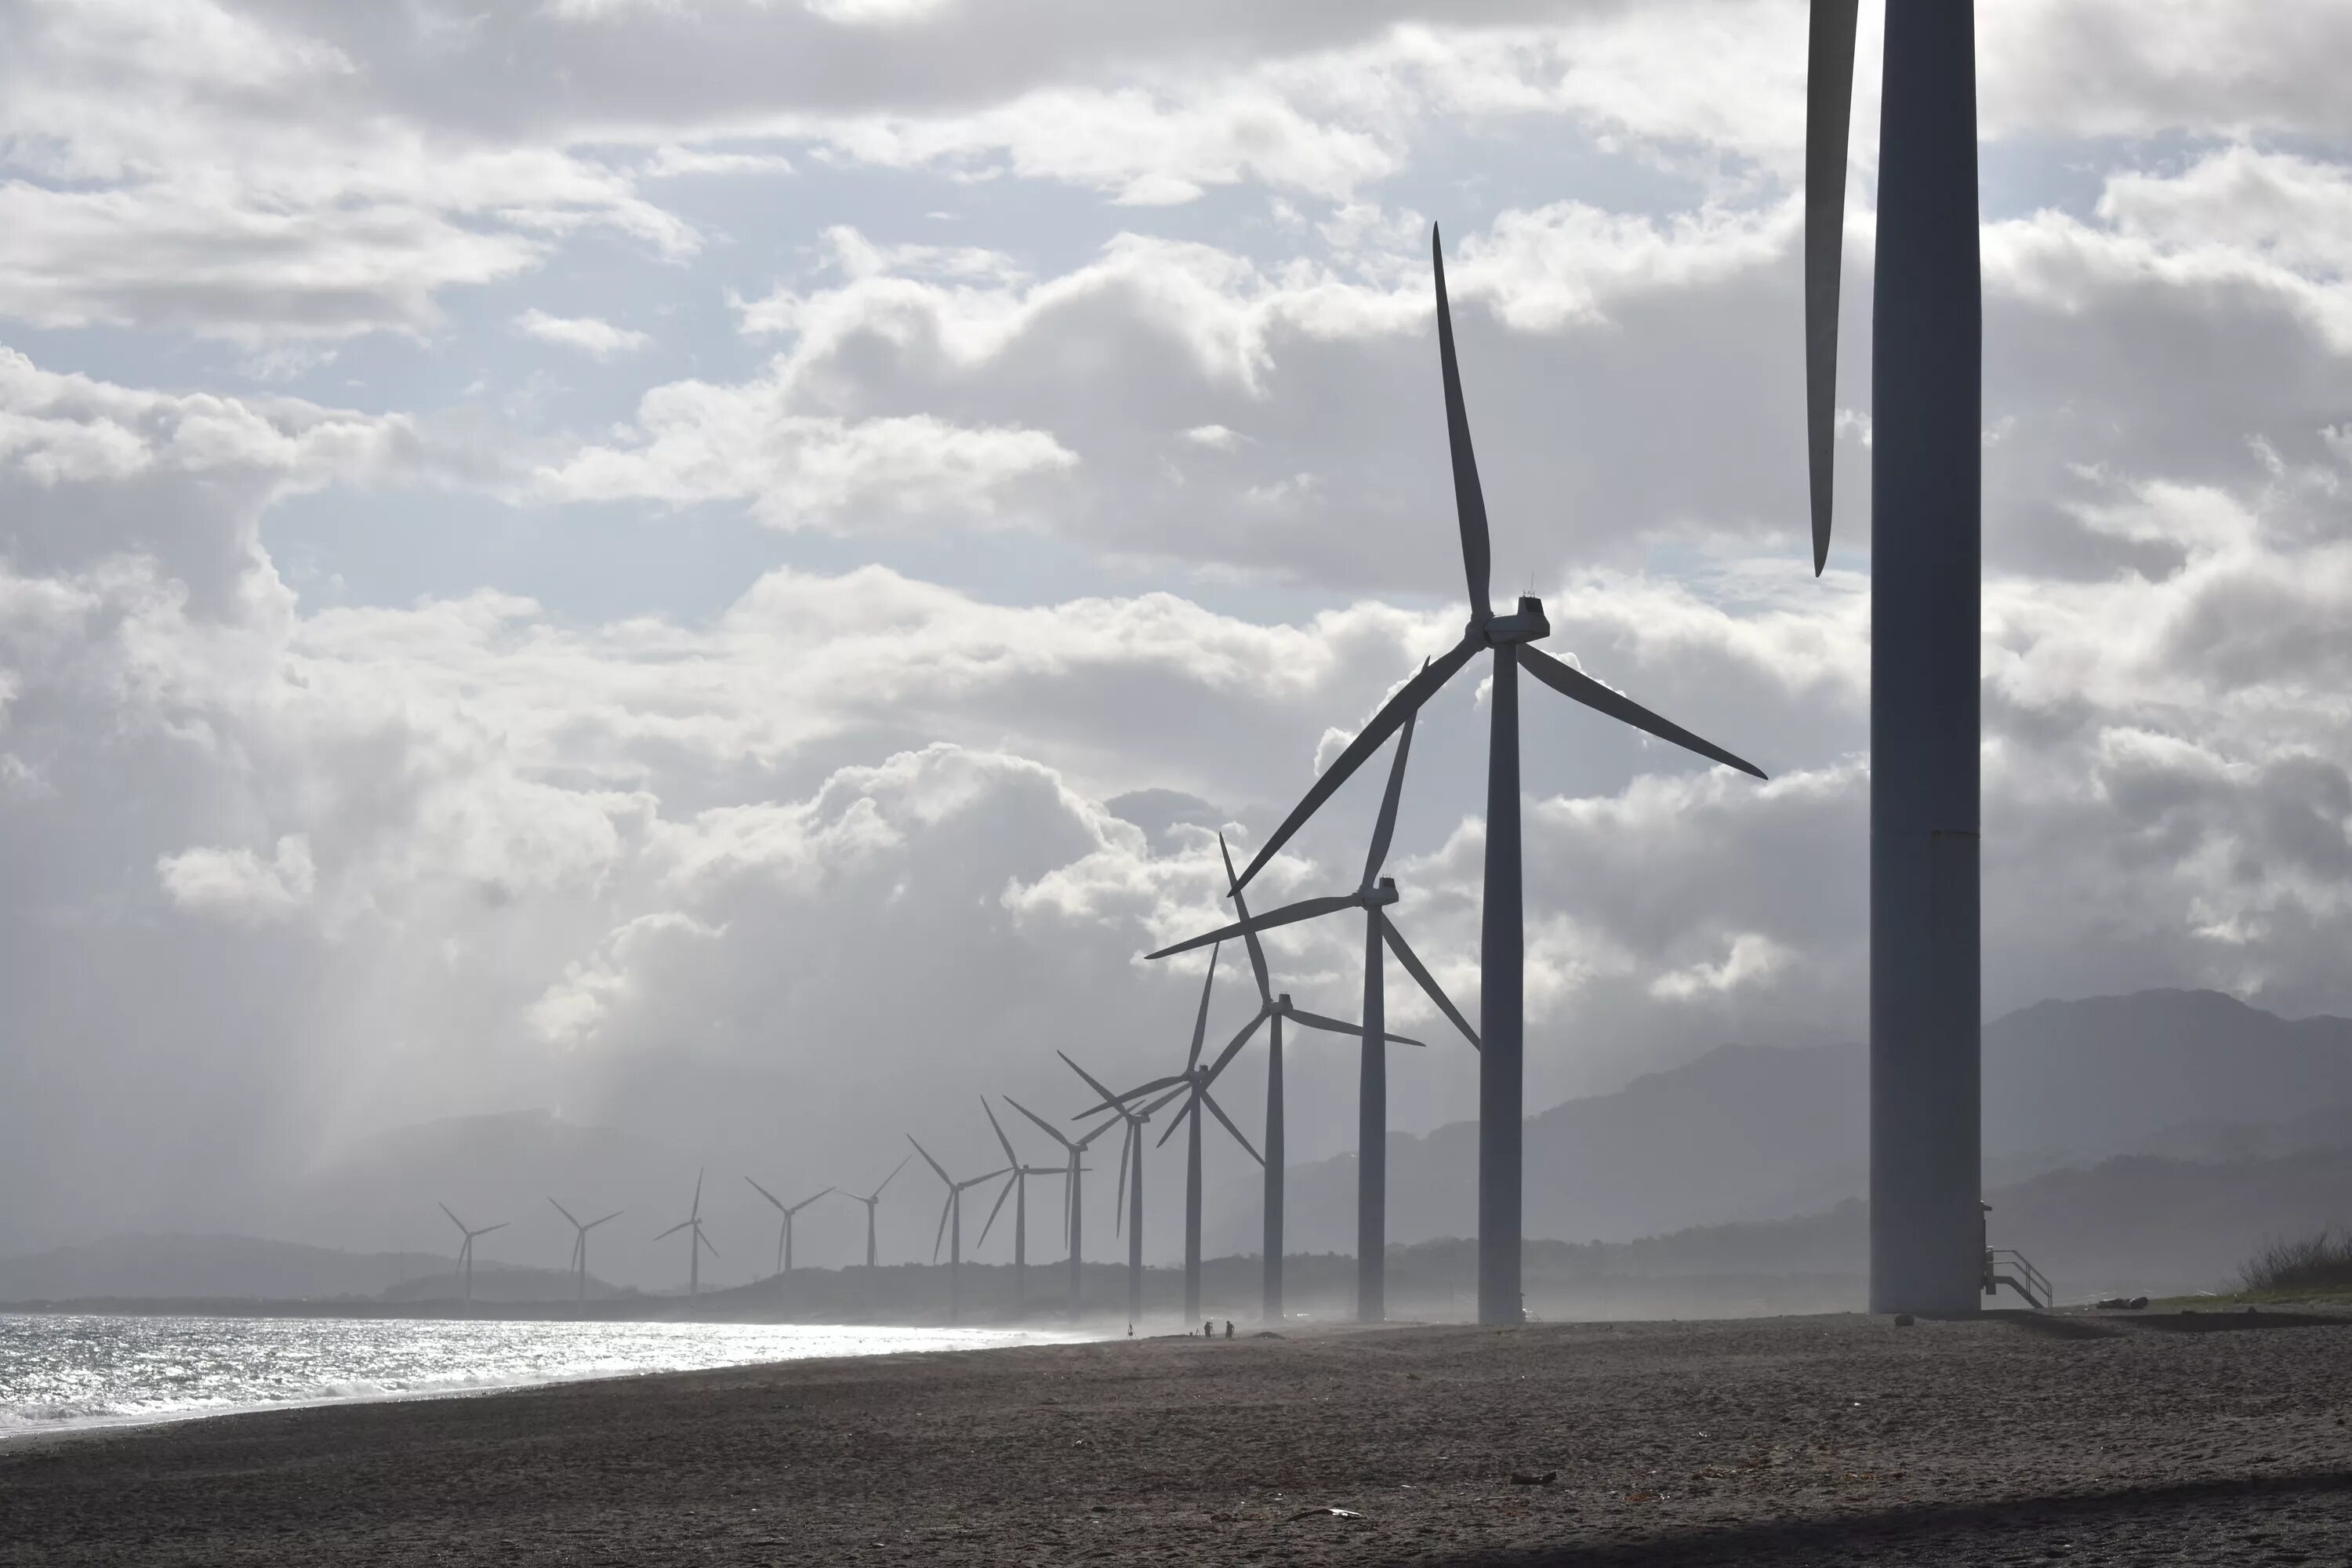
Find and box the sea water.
[0,1313,1074,1438]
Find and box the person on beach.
[1223,1321,1233,1339]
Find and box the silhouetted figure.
[1126,1323,1133,1338]
[1203,1319,1213,1339]
[1223,1319,1233,1339]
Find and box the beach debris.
[1508,1471,1558,1486]
[1287,1507,1363,1521]
[2094,1296,2147,1310]
[1893,1313,1915,1327]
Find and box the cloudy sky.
[3,0,2350,1259]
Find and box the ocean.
[0,1312,1076,1438]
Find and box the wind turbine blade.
[439,1203,466,1232]
[1140,1083,1189,1120]
[1381,913,1480,1048]
[548,1197,580,1229]
[589,1212,622,1229]
[1005,1095,1078,1152]
[1519,644,1767,779]
[477,1223,509,1238]
[1218,834,1274,1005]
[872,1154,911,1200]
[960,1168,1009,1191]
[1432,224,1493,622]
[655,1220,691,1241]
[1155,1092,1200,1149]
[933,1195,953,1262]
[1058,1052,1129,1111]
[981,1097,1020,1168]
[1806,0,1860,576]
[1073,1112,1118,1150]
[746,1176,787,1213]
[1073,1074,1184,1120]
[977,1170,1017,1247]
[1201,1091,1264,1167]
[1279,1006,1424,1047]
[1201,1008,1269,1088]
[699,1229,719,1260]
[1364,670,1424,884]
[1146,895,1356,963]
[789,1187,834,1214]
[1186,939,1220,1073]
[1236,634,1478,891]
[906,1135,953,1187]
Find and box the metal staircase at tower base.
[1984,1248,2053,1309]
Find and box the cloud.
[514,309,653,358]
[158,834,318,921]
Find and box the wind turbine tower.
[976,1098,1068,1316]
[746,1177,833,1279]
[909,1136,1006,1323]
[1804,0,1984,1314]
[1062,1052,1169,1327]
[842,1156,911,1271]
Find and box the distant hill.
[1203,989,2352,1254]
[0,1232,625,1305]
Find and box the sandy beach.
[5,1309,2350,1565]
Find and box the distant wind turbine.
[438,1203,506,1305]
[1005,1094,1119,1322]
[653,1169,719,1297]
[842,1156,911,1272]
[1060,1051,1178,1327]
[1149,724,1476,1323]
[745,1177,833,1279]
[1228,228,1768,1323]
[908,1136,1007,1324]
[975,1098,1068,1316]
[546,1198,620,1305]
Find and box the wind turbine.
[1149,729,1477,1323]
[653,1170,719,1297]
[975,1098,1068,1316]
[841,1156,911,1271]
[1060,1051,1178,1327]
[546,1198,620,1304]
[1228,229,1768,1324]
[908,1136,1007,1323]
[1006,1094,1119,1322]
[437,1204,506,1305]
[745,1177,833,1279]
[1803,0,1984,1314]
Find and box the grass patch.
[2241,1229,2352,1295]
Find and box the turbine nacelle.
[1479,594,1550,647]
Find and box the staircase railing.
[1983,1247,2052,1309]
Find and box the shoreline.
[5,1309,2350,1565]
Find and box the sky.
[2,0,2350,1262]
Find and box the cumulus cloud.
[514,310,652,357]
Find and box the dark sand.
[5,1310,2350,1565]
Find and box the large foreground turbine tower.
[1806,0,1984,1315]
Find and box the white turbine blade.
[476,1222,509,1238]
[1005,1095,1077,1152]
[547,1197,580,1229]
[906,1135,953,1187]
[1140,1083,1189,1120]
[1432,223,1494,623]
[439,1203,466,1233]
[1519,644,1766,779]
[1200,1007,1269,1089]
[698,1228,719,1260]
[1200,1090,1264,1167]
[871,1154,911,1200]
[1807,0,1860,575]
[1380,913,1479,1048]
[654,1220,691,1241]
[745,1175,788,1214]
[1058,1052,1129,1116]
[1218,835,1275,1006]
[587,1211,622,1230]
[1236,634,1479,891]
[1286,1006,1422,1047]
[789,1187,833,1214]
[1364,670,1425,884]
[1145,894,1356,964]
[933,1194,953,1261]
[981,1096,1021,1168]
[976,1170,1017,1248]
[1185,938,1220,1073]
[1154,1091,1200,1149]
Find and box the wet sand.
[5,1309,2350,1565]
